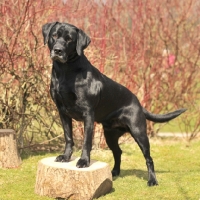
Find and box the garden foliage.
[0,0,200,149]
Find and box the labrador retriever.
[42,22,186,186]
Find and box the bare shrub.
[0,0,199,150]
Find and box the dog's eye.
[52,33,58,40]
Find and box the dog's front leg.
[55,113,74,162]
[76,112,94,168]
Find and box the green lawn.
[0,138,200,200]
[154,117,184,133]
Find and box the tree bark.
[35,156,112,200]
[0,129,21,168]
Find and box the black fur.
[42,22,186,186]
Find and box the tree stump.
[35,156,113,200]
[0,129,21,168]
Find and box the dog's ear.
[76,29,91,56]
[42,22,58,45]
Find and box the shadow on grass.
[54,188,115,200]
[20,149,59,160]
[114,169,168,181]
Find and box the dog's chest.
[51,75,84,120]
[53,81,77,105]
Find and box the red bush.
[0,0,200,149]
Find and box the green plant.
[0,139,200,199]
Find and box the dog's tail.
[142,107,187,123]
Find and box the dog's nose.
[54,48,62,55]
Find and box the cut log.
[35,156,112,200]
[0,129,21,168]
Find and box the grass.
[0,138,200,200]
[154,117,185,133]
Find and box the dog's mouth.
[50,52,67,63]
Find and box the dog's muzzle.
[51,47,67,63]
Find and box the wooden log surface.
[0,129,21,168]
[35,156,113,200]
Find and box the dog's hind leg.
[134,133,158,186]
[127,114,158,186]
[103,126,124,176]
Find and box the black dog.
[42,22,186,186]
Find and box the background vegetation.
[0,0,200,149]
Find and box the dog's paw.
[111,169,120,177]
[55,154,70,162]
[147,179,158,187]
[76,158,90,168]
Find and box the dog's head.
[42,22,91,63]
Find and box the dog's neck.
[52,54,88,73]
[66,51,80,63]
